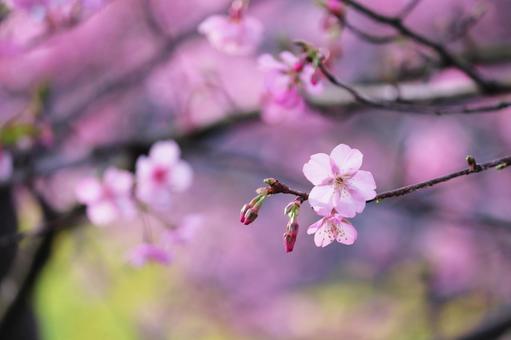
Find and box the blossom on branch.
[75,167,136,226]
[307,211,357,247]
[303,144,376,218]
[198,0,263,56]
[135,140,193,210]
[258,51,322,123]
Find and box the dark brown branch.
[340,0,507,93]
[264,155,511,204]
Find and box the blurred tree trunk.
[0,186,39,340]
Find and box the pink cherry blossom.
[307,212,357,247]
[260,87,305,124]
[198,1,263,56]
[75,167,136,226]
[135,140,192,210]
[258,51,323,100]
[258,51,322,123]
[127,243,172,267]
[0,149,13,183]
[303,144,376,217]
[164,214,202,245]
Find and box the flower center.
[334,176,344,189]
[152,167,168,183]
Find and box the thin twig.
[340,0,507,93]
[318,63,511,115]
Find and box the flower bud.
[284,221,299,253]
[242,208,258,225]
[240,204,250,224]
[325,0,345,18]
[263,178,277,186]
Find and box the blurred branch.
[340,0,507,93]
[0,193,83,337]
[317,63,511,115]
[262,154,511,203]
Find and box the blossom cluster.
[198,0,326,124]
[75,140,199,267]
[240,144,376,252]
[303,144,376,247]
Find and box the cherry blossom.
[75,167,136,226]
[303,144,376,217]
[307,212,357,247]
[0,149,13,183]
[198,0,263,56]
[135,140,192,210]
[127,243,172,267]
[258,51,322,123]
[258,51,322,99]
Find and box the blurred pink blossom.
[75,167,136,226]
[303,144,376,218]
[258,51,322,124]
[164,214,202,245]
[420,225,479,294]
[198,0,263,56]
[0,149,13,183]
[127,243,172,267]
[135,140,192,210]
[307,211,357,247]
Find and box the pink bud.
[242,208,258,225]
[240,204,250,223]
[284,222,299,252]
[326,0,345,17]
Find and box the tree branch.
[340,0,507,93]
[263,155,511,204]
[317,63,511,115]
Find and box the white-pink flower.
[135,140,192,210]
[75,167,136,226]
[307,212,357,247]
[303,144,376,217]
[198,1,263,56]
[127,243,172,267]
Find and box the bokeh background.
[1,0,511,339]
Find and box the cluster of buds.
[283,200,301,253]
[240,188,269,225]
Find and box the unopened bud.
[284,222,299,253]
[240,204,250,224]
[242,208,258,225]
[466,155,477,171]
[263,178,277,186]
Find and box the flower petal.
[303,153,333,186]
[330,144,363,175]
[335,219,357,245]
[348,170,376,200]
[307,217,325,235]
[149,140,180,166]
[75,177,102,204]
[169,161,193,192]
[333,187,365,218]
[308,185,335,213]
[104,167,134,194]
[314,224,336,247]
